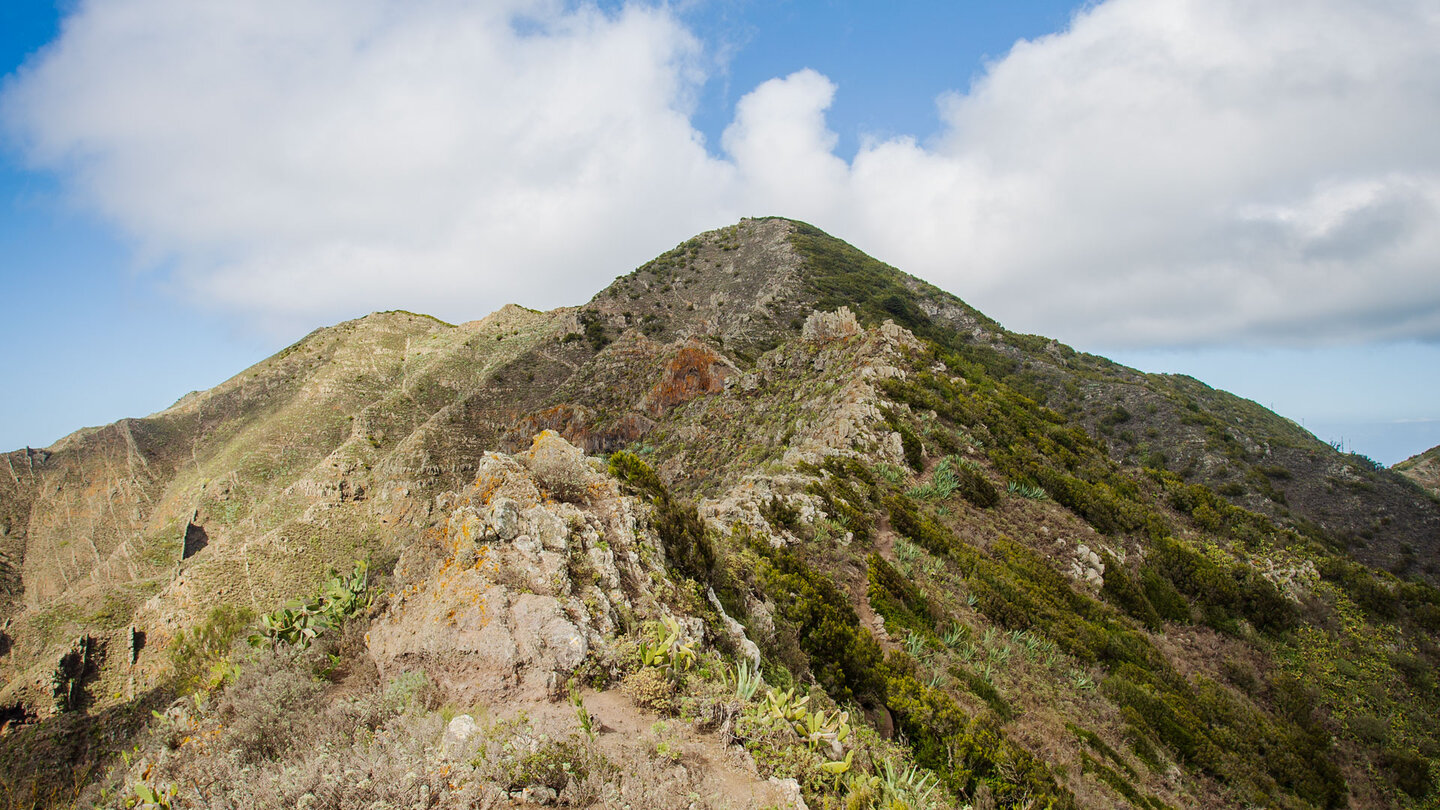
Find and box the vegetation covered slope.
[0,218,1437,809]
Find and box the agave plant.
[1006,480,1050,501]
[896,540,920,563]
[846,755,938,807]
[731,657,764,702]
[1022,633,1045,658]
[941,624,965,649]
[903,631,929,660]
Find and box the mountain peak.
[4,217,1440,808]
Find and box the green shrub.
[954,464,999,509]
[608,450,665,498]
[653,494,717,586]
[884,494,973,566]
[883,412,924,471]
[867,554,935,639]
[1380,748,1433,799]
[760,495,802,534]
[1099,553,1162,630]
[623,666,676,714]
[1101,406,1132,426]
[1033,469,1147,535]
[1068,723,1138,780]
[1139,567,1191,623]
[1079,752,1147,805]
[609,451,723,591]
[495,737,596,793]
[1102,667,1218,773]
[750,539,884,703]
[951,664,1014,721]
[169,604,255,694]
[1147,536,1293,635]
[578,310,610,350]
[1317,557,1397,619]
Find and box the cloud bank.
[6,0,1440,347]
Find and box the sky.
[1,0,1437,465]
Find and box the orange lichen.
[474,475,502,505]
[641,344,731,415]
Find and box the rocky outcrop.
[367,433,664,703]
[801,307,862,343]
[642,342,736,415]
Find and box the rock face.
[801,306,862,342]
[368,433,661,704]
[642,342,736,415]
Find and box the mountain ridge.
[1,217,1438,809]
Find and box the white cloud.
[3,0,739,325]
[5,0,1440,347]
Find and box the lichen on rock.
[368,433,662,704]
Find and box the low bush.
[750,539,884,704]
[884,494,974,566]
[950,664,1014,721]
[1099,553,1162,630]
[216,648,325,763]
[169,604,255,694]
[1380,748,1434,799]
[866,554,936,639]
[883,409,925,471]
[1147,536,1293,635]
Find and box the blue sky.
[1,0,1438,465]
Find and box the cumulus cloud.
[3,0,739,324]
[5,0,1440,347]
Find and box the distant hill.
[2,217,1438,809]
[1396,444,1440,498]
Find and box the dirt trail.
[583,690,799,809]
[852,513,898,652]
